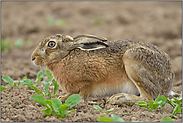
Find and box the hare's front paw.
[58,94,72,102]
[107,93,146,106]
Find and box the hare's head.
[31,34,108,66]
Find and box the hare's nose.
[32,56,36,61]
[32,57,36,61]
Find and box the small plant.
[46,16,67,26]
[94,105,142,122]
[160,117,175,122]
[135,95,166,112]
[135,93,182,118]
[31,94,81,118]
[1,85,7,91]
[93,105,114,114]
[94,18,102,25]
[47,16,55,25]
[2,70,81,118]
[97,114,124,122]
[2,75,20,87]
[35,70,44,84]
[14,38,24,48]
[56,19,67,26]
[167,92,182,118]
[1,38,11,53]
[97,114,141,122]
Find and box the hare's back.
[108,40,174,98]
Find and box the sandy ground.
[1,1,182,122]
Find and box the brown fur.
[31,34,174,105]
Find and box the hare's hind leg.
[107,48,156,105]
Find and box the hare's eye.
[48,41,56,48]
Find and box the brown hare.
[31,34,175,105]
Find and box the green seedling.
[160,117,175,122]
[2,70,81,118]
[44,70,53,80]
[93,105,114,114]
[131,120,142,122]
[136,95,168,112]
[2,75,20,87]
[3,101,11,104]
[30,94,81,118]
[97,114,142,122]
[1,38,11,53]
[2,70,58,98]
[47,16,54,25]
[97,114,124,122]
[94,18,102,25]
[1,85,7,91]
[46,16,67,26]
[56,19,67,26]
[35,70,44,84]
[136,93,182,118]
[14,38,24,48]
[166,92,182,118]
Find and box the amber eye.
[48,41,56,48]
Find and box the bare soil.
[1,1,182,122]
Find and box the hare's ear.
[73,34,109,51]
[61,34,74,42]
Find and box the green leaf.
[21,76,27,81]
[67,109,76,115]
[51,79,59,95]
[45,100,53,111]
[156,95,167,106]
[47,16,54,25]
[43,82,51,94]
[20,79,43,95]
[171,105,181,118]
[166,98,175,108]
[1,39,11,53]
[57,19,67,26]
[65,94,81,108]
[97,117,112,122]
[2,75,14,86]
[48,92,52,99]
[13,82,20,87]
[36,70,44,84]
[171,97,182,106]
[3,101,11,104]
[42,108,52,117]
[160,117,175,122]
[153,100,162,109]
[14,38,24,48]
[60,104,70,118]
[51,98,62,115]
[149,100,154,110]
[44,70,53,80]
[155,94,160,102]
[111,114,124,122]
[37,70,44,78]
[94,18,102,25]
[106,108,114,114]
[30,95,49,108]
[1,85,7,91]
[135,101,151,111]
[93,105,104,113]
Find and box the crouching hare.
[31,34,175,105]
